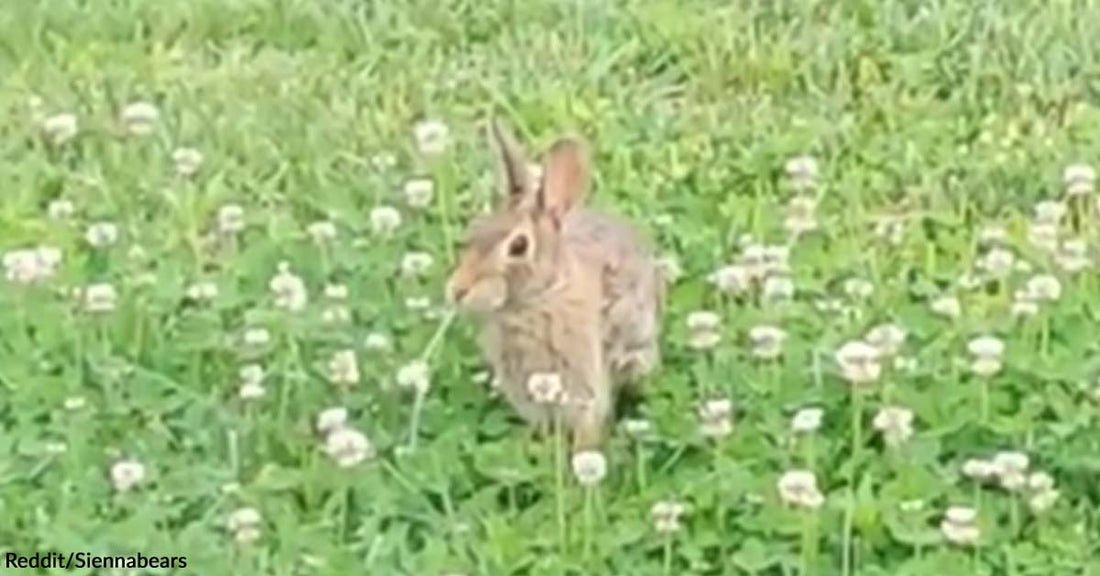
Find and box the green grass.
[3,0,1100,574]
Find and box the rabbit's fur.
[446,119,663,449]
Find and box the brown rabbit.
[446,118,663,450]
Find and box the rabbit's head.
[446,119,590,313]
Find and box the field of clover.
[3,1,1100,575]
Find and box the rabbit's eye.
[507,234,530,258]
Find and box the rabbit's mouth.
[447,276,507,313]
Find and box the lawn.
[2,0,1100,574]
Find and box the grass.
[3,0,1100,574]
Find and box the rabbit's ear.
[538,136,590,223]
[489,118,532,204]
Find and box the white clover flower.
[707,264,751,294]
[748,325,787,359]
[85,221,119,248]
[238,380,266,400]
[843,278,874,300]
[656,255,683,283]
[940,506,979,546]
[784,195,819,235]
[401,251,434,278]
[172,147,203,177]
[930,295,961,319]
[239,364,264,387]
[526,372,563,405]
[121,101,159,135]
[322,304,351,324]
[991,451,1029,491]
[42,113,78,145]
[1056,239,1091,273]
[651,500,686,534]
[323,283,348,300]
[63,396,86,411]
[791,407,824,434]
[323,426,375,467]
[3,246,62,284]
[978,225,1008,245]
[1011,293,1040,318]
[570,450,607,486]
[110,459,146,492]
[82,283,118,313]
[327,349,360,386]
[369,205,402,236]
[1023,274,1062,302]
[413,119,450,155]
[1027,471,1054,493]
[962,458,997,481]
[784,155,819,189]
[306,220,337,243]
[316,407,348,435]
[1034,200,1067,225]
[835,340,882,385]
[740,244,790,279]
[765,244,794,274]
[872,406,914,447]
[269,262,308,312]
[865,323,907,357]
[47,198,75,220]
[227,507,262,544]
[1025,473,1059,514]
[36,245,61,273]
[186,281,218,302]
[967,335,1005,377]
[396,360,430,394]
[1028,488,1059,513]
[1064,163,1096,196]
[976,247,1015,277]
[403,178,434,209]
[242,327,271,347]
[945,504,978,525]
[364,331,392,352]
[686,311,720,332]
[621,418,653,437]
[777,469,824,509]
[686,310,721,350]
[1028,222,1059,252]
[217,204,245,235]
[762,275,795,301]
[698,398,733,439]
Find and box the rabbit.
[445,118,664,450]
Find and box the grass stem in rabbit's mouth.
[420,308,457,361]
[406,309,456,451]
